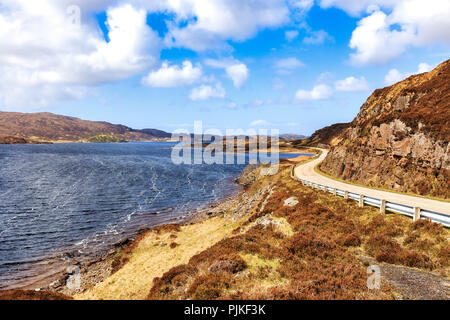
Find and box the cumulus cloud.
[204,58,249,88]
[335,76,369,92]
[226,64,249,89]
[0,0,294,108]
[384,62,435,85]
[0,1,160,108]
[295,84,333,101]
[142,61,202,87]
[189,83,225,101]
[159,0,290,51]
[274,57,304,74]
[417,62,433,73]
[347,1,450,65]
[349,10,414,65]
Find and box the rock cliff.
[320,60,449,198]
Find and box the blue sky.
[0,1,449,135]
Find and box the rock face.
[320,60,449,199]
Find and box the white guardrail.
[290,165,450,228]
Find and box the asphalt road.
[294,149,450,215]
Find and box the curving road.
[294,149,450,215]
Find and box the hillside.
[137,128,171,139]
[293,123,349,148]
[0,111,170,143]
[320,60,450,198]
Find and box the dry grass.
[74,216,242,300]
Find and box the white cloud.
[335,76,369,92]
[289,0,314,17]
[349,10,414,65]
[142,60,202,87]
[384,62,436,85]
[417,62,433,73]
[295,84,333,101]
[274,57,304,74]
[250,119,270,127]
[318,0,398,17]
[303,30,332,45]
[285,30,299,41]
[159,0,290,51]
[0,1,160,108]
[204,58,240,69]
[347,1,450,65]
[205,58,249,88]
[384,69,405,86]
[226,64,249,88]
[189,83,225,101]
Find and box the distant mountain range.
[0,111,171,144]
[279,133,307,140]
[0,111,308,144]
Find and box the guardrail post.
[413,207,421,222]
[333,188,336,196]
[359,195,364,208]
[380,200,386,214]
[344,191,348,200]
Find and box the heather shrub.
[338,233,361,247]
[186,273,234,300]
[148,264,198,299]
[411,219,444,236]
[209,254,247,274]
[287,232,336,259]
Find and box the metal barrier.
[290,165,450,227]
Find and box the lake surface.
[0,142,309,289]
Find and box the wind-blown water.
[0,142,308,290]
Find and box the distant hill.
[293,123,349,148]
[320,59,449,198]
[137,128,172,139]
[279,133,307,140]
[0,111,171,143]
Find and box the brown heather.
[145,164,449,300]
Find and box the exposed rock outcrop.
[320,60,450,198]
